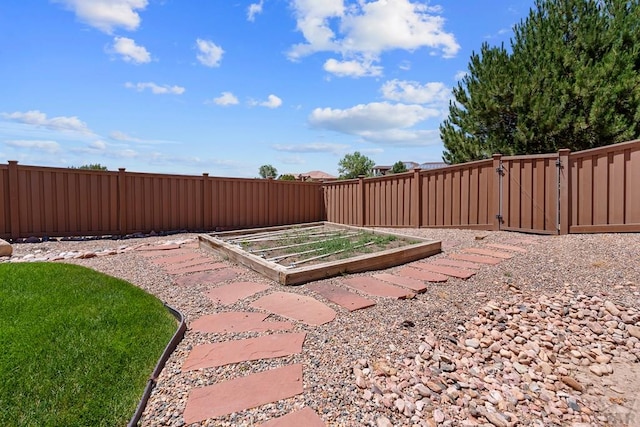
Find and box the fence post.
[118,168,128,236]
[358,175,365,227]
[558,149,571,235]
[8,161,20,240]
[412,168,422,227]
[492,154,502,231]
[202,173,211,231]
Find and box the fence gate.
[497,154,560,234]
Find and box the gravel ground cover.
[3,228,639,427]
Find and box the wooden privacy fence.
[0,162,325,240]
[1,139,639,240]
[324,139,640,234]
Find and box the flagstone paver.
[449,253,502,265]
[174,268,244,286]
[462,247,514,259]
[164,259,226,274]
[182,332,306,371]
[150,252,203,265]
[396,266,449,283]
[251,292,337,326]
[410,262,475,279]
[258,407,326,427]
[182,364,304,424]
[190,312,294,334]
[206,281,271,305]
[485,243,529,253]
[306,283,376,311]
[431,258,482,270]
[137,248,194,258]
[136,243,181,251]
[173,265,243,279]
[372,273,428,293]
[341,276,415,299]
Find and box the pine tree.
[441,0,640,163]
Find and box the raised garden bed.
[198,222,441,285]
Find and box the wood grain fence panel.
[608,151,624,225]
[521,160,533,230]
[533,161,544,231]
[544,159,557,232]
[459,169,469,225]
[403,175,412,225]
[569,140,640,232]
[0,166,9,237]
[468,167,478,225]
[593,156,608,225]
[479,163,491,225]
[627,149,640,224]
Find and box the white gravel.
[3,228,639,427]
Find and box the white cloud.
[272,142,348,154]
[358,129,440,145]
[323,58,382,77]
[247,0,264,22]
[398,60,411,71]
[53,0,148,34]
[261,94,282,108]
[309,102,439,133]
[1,110,92,134]
[380,79,451,104]
[213,92,239,106]
[5,139,61,153]
[196,39,224,67]
[288,0,460,76]
[109,130,139,141]
[125,82,185,95]
[250,94,283,109]
[454,70,467,81]
[308,101,442,146]
[89,140,107,150]
[110,36,151,64]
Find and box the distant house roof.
[373,161,447,176]
[297,170,338,181]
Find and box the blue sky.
[0,0,532,178]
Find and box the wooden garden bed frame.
[198,221,441,285]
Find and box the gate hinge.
[555,159,562,168]
[495,214,503,221]
[496,165,505,176]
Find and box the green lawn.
[0,262,178,427]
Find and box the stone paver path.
[397,266,449,282]
[206,281,271,305]
[140,232,541,426]
[190,312,294,334]
[257,407,326,427]
[306,282,376,311]
[182,333,306,371]
[461,247,514,259]
[373,273,428,293]
[430,258,482,270]
[342,276,416,299]
[251,292,337,326]
[410,262,476,279]
[449,252,503,265]
[182,364,304,424]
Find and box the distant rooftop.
[297,170,338,181]
[373,161,448,176]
